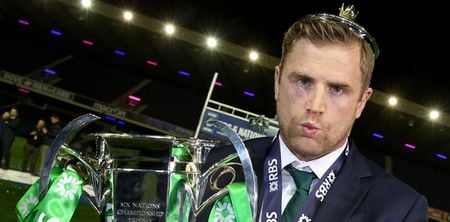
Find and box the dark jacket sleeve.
[0,120,5,143]
[47,123,63,139]
[43,123,63,145]
[5,118,20,131]
[404,195,428,222]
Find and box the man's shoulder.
[243,136,274,152]
[344,141,423,199]
[371,161,420,194]
[339,147,428,221]
[52,122,63,129]
[354,151,424,202]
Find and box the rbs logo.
[267,159,278,192]
[265,211,277,222]
[315,170,336,202]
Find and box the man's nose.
[306,87,326,114]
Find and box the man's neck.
[279,135,347,179]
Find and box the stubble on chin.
[286,137,321,161]
[280,122,328,161]
[279,125,311,160]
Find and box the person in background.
[201,4,428,222]
[22,119,47,175]
[39,113,62,173]
[0,113,5,163]
[2,107,21,170]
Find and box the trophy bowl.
[58,133,218,222]
[23,113,257,222]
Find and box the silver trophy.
[38,113,257,221]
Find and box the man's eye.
[331,86,344,95]
[297,79,311,87]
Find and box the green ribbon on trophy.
[167,144,190,222]
[208,182,252,222]
[16,167,83,222]
[168,144,253,221]
[167,173,189,222]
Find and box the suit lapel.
[313,142,373,221]
[244,137,278,220]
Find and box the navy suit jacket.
[0,119,5,146]
[200,137,428,221]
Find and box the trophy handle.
[196,156,239,215]
[38,113,101,200]
[59,144,112,214]
[205,119,258,221]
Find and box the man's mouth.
[300,122,319,136]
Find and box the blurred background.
[0,0,449,221]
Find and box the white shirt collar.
[279,135,347,179]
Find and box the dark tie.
[282,165,316,221]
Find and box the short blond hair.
[280,16,375,89]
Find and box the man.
[2,107,21,169]
[39,113,62,173]
[22,119,47,175]
[0,113,5,163]
[202,4,428,222]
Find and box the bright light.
[429,110,439,120]
[388,96,398,106]
[123,11,133,21]
[206,37,217,48]
[146,60,158,66]
[104,116,117,122]
[178,70,190,77]
[164,24,175,35]
[404,143,416,149]
[18,87,30,94]
[436,153,448,160]
[244,91,255,97]
[372,133,384,139]
[18,19,30,26]
[50,29,62,36]
[44,68,56,75]
[114,50,126,56]
[82,40,94,46]
[80,0,92,8]
[128,95,141,102]
[249,51,259,61]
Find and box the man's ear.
[274,65,281,101]
[355,87,373,119]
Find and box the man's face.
[50,116,59,124]
[10,108,18,117]
[37,120,45,128]
[274,38,372,161]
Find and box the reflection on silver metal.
[56,133,194,221]
[38,113,100,200]
[207,119,258,222]
[40,113,258,221]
